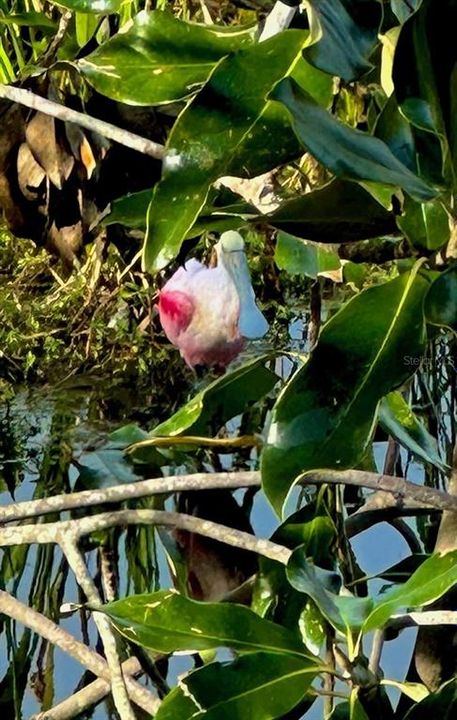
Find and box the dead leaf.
[17,143,46,201]
[25,112,74,189]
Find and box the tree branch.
[0,84,165,160]
[0,508,291,564]
[0,590,158,715]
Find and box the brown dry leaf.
[25,112,74,189]
[79,135,97,179]
[17,143,46,201]
[47,220,82,266]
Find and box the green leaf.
[286,550,372,633]
[380,679,429,703]
[397,198,450,251]
[390,0,422,25]
[303,0,382,81]
[252,504,336,651]
[266,179,397,242]
[49,0,121,12]
[403,678,457,719]
[425,264,457,332]
[105,190,151,230]
[155,652,319,720]
[378,391,448,471]
[261,264,430,515]
[0,12,57,31]
[363,550,457,631]
[275,232,341,278]
[271,77,438,203]
[143,30,333,271]
[79,10,256,105]
[151,357,279,438]
[97,590,310,656]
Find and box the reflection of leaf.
[271,77,438,203]
[261,265,430,515]
[379,391,448,471]
[303,0,382,81]
[79,11,256,105]
[97,590,310,656]
[155,652,320,720]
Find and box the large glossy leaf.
[79,11,256,105]
[49,0,121,12]
[363,550,457,631]
[397,197,450,251]
[261,264,430,515]
[425,264,457,332]
[151,356,279,438]
[266,179,397,242]
[155,652,320,720]
[271,78,438,203]
[303,0,382,81]
[378,391,448,471]
[143,30,333,271]
[403,678,457,720]
[97,590,310,656]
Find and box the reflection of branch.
[0,590,157,715]
[0,509,291,564]
[0,84,165,160]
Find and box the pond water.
[0,324,452,719]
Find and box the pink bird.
[158,232,268,368]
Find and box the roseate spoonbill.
[158,231,268,368]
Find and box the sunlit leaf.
[403,678,457,719]
[381,679,429,702]
[79,10,257,105]
[143,30,333,271]
[151,357,279,438]
[363,550,457,631]
[271,78,438,203]
[261,264,430,515]
[155,652,320,720]
[96,590,310,656]
[378,391,448,471]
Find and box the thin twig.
[388,610,457,629]
[368,629,385,674]
[0,84,165,160]
[0,590,158,715]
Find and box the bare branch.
[0,471,260,524]
[0,590,158,715]
[389,611,457,630]
[0,508,291,564]
[0,84,165,160]
[31,657,145,720]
